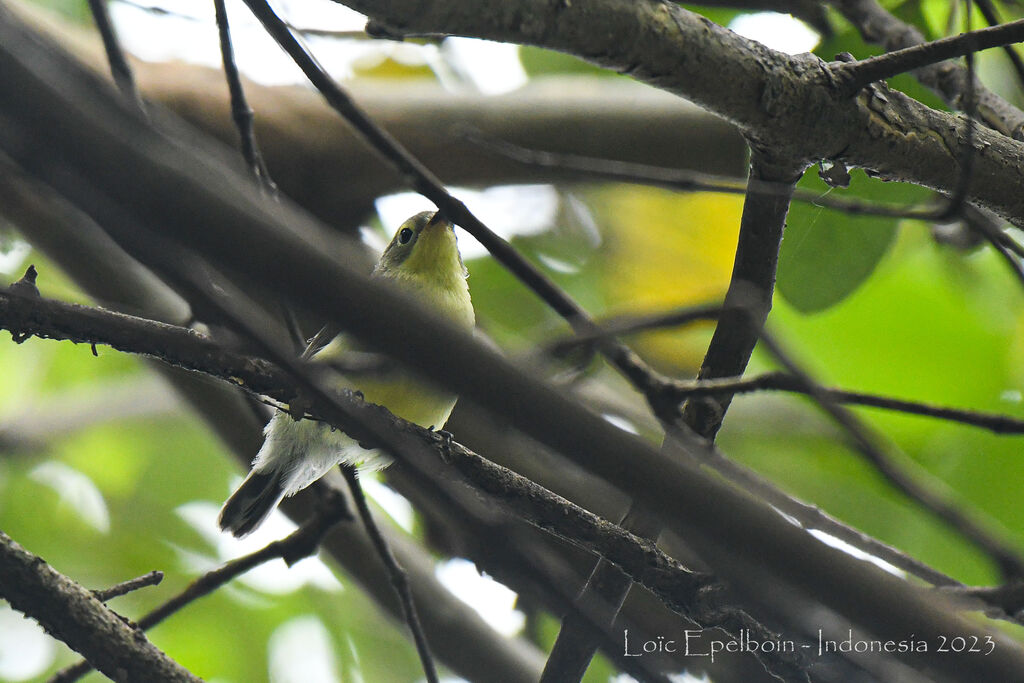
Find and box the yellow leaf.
[596,186,742,369]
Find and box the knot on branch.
[6,265,42,343]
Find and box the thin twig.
[546,303,724,358]
[49,494,349,683]
[0,285,964,593]
[828,0,1024,137]
[104,229,446,683]
[340,466,439,683]
[542,155,799,682]
[476,130,1024,263]
[975,0,1024,91]
[667,370,1024,435]
[834,17,1024,94]
[956,149,1024,285]
[92,570,163,602]
[236,0,665,398]
[86,0,143,109]
[213,0,277,195]
[468,131,940,219]
[757,328,1024,580]
[931,0,978,224]
[114,0,370,39]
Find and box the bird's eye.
[398,228,414,245]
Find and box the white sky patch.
[359,477,416,532]
[111,0,365,85]
[535,253,581,274]
[0,236,32,276]
[30,462,110,533]
[268,615,340,683]
[341,634,366,683]
[111,1,221,68]
[808,529,906,578]
[439,38,528,94]
[111,0,523,92]
[612,673,711,683]
[602,413,640,435]
[375,185,559,260]
[176,500,342,594]
[272,0,365,31]
[435,558,525,636]
[0,606,56,682]
[728,12,820,55]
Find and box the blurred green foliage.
[5,0,1024,681]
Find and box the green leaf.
[776,168,928,314]
[777,201,898,313]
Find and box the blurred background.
[3,0,1024,681]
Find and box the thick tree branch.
[829,0,1024,138]
[4,7,1024,679]
[52,494,350,683]
[834,18,1024,95]
[0,531,201,683]
[683,153,799,438]
[543,151,798,680]
[0,285,805,679]
[335,0,1024,227]
[669,370,1024,435]
[0,159,547,683]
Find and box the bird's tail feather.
[218,468,287,538]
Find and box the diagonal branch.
[834,18,1024,95]
[0,286,805,681]
[542,152,800,680]
[340,466,439,683]
[974,0,1024,90]
[85,0,141,108]
[757,329,1024,579]
[213,0,276,194]
[236,0,679,411]
[683,153,800,438]
[51,494,350,683]
[332,0,1024,227]
[0,530,201,683]
[668,370,1024,435]
[828,0,1024,138]
[4,12,1024,677]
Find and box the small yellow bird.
[219,211,474,536]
